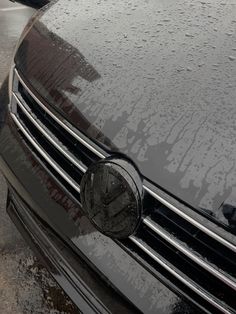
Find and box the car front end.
[1,1,236,313]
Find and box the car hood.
[15,0,236,228]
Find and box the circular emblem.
[80,157,143,239]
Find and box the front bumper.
[7,186,142,314]
[7,189,118,314]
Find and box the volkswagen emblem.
[80,157,143,239]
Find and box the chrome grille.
[10,68,236,314]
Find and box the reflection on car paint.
[15,0,236,230]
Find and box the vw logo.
[80,157,143,239]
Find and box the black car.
[1,0,236,313]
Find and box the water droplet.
[198,62,205,67]
[185,33,194,38]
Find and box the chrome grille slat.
[143,185,236,254]
[11,113,81,194]
[143,217,236,291]
[130,236,232,314]
[13,92,87,174]
[14,69,105,159]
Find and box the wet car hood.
[15,0,236,227]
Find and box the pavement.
[0,1,79,313]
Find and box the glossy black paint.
[14,0,236,232]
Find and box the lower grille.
[10,68,236,313]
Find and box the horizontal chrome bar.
[130,236,232,314]
[14,69,105,159]
[10,113,81,194]
[13,92,87,174]
[143,217,236,290]
[15,69,236,255]
[143,185,236,254]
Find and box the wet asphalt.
[0,1,79,313]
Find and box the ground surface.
[0,1,79,313]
